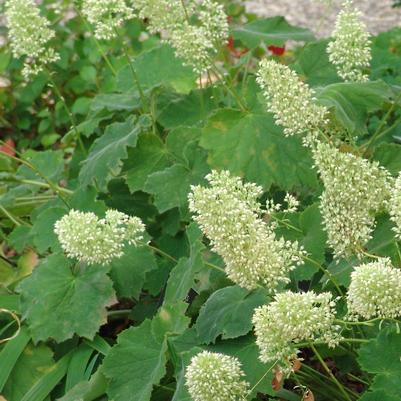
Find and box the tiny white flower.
[257,59,328,142]
[82,0,135,40]
[327,0,371,82]
[189,170,305,290]
[5,0,59,79]
[253,291,341,373]
[185,351,249,401]
[347,258,401,320]
[312,142,392,258]
[54,209,145,265]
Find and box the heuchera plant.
[1,1,401,400]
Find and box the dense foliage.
[1,1,401,401]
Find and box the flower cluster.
[189,170,305,290]
[5,0,59,79]
[327,0,371,82]
[312,142,392,258]
[54,209,145,265]
[347,258,401,320]
[252,291,341,372]
[185,351,249,401]
[133,0,228,74]
[81,0,135,40]
[389,172,401,239]
[257,59,328,141]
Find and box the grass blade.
[0,325,30,392]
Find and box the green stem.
[145,243,225,274]
[46,70,86,156]
[0,142,71,208]
[0,204,22,226]
[16,179,73,195]
[244,361,277,400]
[310,344,353,401]
[304,255,344,296]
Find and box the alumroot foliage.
[1,0,401,401]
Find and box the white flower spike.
[54,209,145,265]
[185,351,249,401]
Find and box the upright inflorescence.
[82,0,135,40]
[389,172,401,239]
[347,258,401,320]
[312,142,392,258]
[185,351,249,401]
[252,291,341,373]
[133,0,228,74]
[189,170,305,290]
[256,59,328,142]
[327,0,371,82]
[54,209,145,265]
[5,0,59,79]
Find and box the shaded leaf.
[200,109,318,190]
[79,116,146,191]
[3,343,54,401]
[18,254,116,343]
[118,45,196,94]
[233,17,315,48]
[124,134,170,193]
[110,245,158,300]
[103,303,189,401]
[196,286,268,344]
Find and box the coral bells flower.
[5,0,59,79]
[82,0,135,40]
[327,0,371,82]
[133,0,228,74]
[54,209,145,265]
[347,259,401,320]
[312,142,392,258]
[189,170,305,290]
[389,172,401,239]
[185,351,249,401]
[253,291,341,372]
[257,59,328,140]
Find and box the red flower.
[0,138,16,156]
[268,45,286,56]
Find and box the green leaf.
[20,352,72,401]
[103,304,189,401]
[0,327,30,392]
[317,81,394,136]
[164,224,205,305]
[79,116,144,191]
[65,344,94,392]
[200,109,318,190]
[232,16,315,48]
[292,40,340,86]
[196,286,268,344]
[209,335,275,397]
[157,88,216,129]
[358,329,401,399]
[90,92,141,112]
[18,254,116,343]
[3,343,54,401]
[124,134,170,193]
[30,207,66,253]
[373,143,401,175]
[109,245,158,300]
[58,370,108,401]
[144,144,209,214]
[17,150,65,183]
[117,45,197,94]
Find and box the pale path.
[245,0,401,37]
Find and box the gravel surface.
[245,0,401,37]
